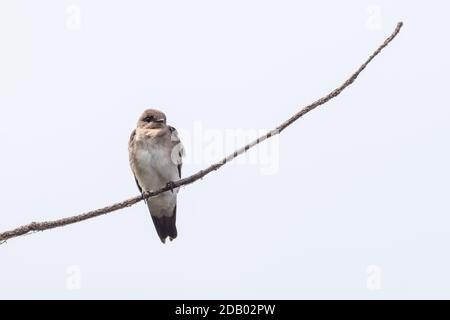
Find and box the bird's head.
[137,109,167,129]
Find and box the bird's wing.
[169,126,184,179]
[128,129,144,194]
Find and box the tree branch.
[0,22,404,244]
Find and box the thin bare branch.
[0,22,404,243]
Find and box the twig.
[0,22,404,243]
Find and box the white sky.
[0,0,449,299]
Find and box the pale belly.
[134,146,179,192]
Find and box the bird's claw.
[141,191,148,203]
[166,181,176,193]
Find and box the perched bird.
[128,109,184,243]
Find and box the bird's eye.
[143,116,154,123]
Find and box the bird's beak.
[153,119,165,128]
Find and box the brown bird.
[128,109,184,243]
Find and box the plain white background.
[0,0,449,299]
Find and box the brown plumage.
[128,109,184,243]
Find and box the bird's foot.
[166,181,176,193]
[141,191,149,203]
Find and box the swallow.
[129,109,184,243]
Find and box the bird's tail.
[149,206,178,244]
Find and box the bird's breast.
[133,143,178,191]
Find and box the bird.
[128,109,184,243]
